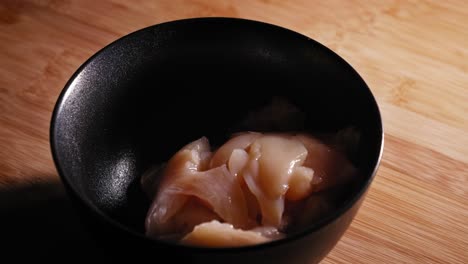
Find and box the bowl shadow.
[0,177,114,261]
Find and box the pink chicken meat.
[143,132,357,247]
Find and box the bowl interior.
[51,18,383,237]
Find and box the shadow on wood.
[0,179,109,261]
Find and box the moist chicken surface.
[143,132,357,247]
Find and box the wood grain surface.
[1,0,467,262]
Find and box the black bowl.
[50,17,383,263]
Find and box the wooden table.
[1,0,467,262]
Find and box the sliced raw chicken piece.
[227,149,249,177]
[242,135,309,227]
[255,136,308,198]
[166,165,251,229]
[145,137,250,238]
[225,148,262,224]
[240,178,261,224]
[243,157,284,227]
[210,132,260,168]
[181,220,270,247]
[145,137,210,237]
[295,134,357,192]
[285,166,315,201]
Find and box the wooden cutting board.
[0,0,466,262]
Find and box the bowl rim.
[50,16,384,252]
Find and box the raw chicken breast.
[169,165,250,229]
[254,136,308,198]
[143,130,357,247]
[286,166,315,201]
[145,137,211,236]
[210,132,260,168]
[227,149,250,177]
[182,220,271,247]
[242,135,312,227]
[145,137,250,237]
